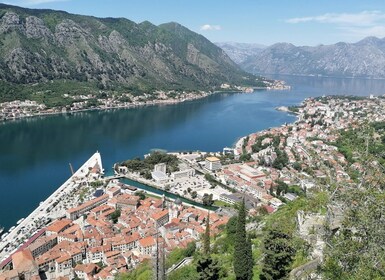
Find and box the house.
[138,236,156,256]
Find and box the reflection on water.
[1,76,385,229]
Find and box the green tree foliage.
[122,152,180,173]
[134,191,146,200]
[204,213,211,255]
[197,256,220,280]
[167,264,198,280]
[272,149,289,170]
[260,230,295,280]
[116,261,152,280]
[226,215,238,238]
[109,208,121,224]
[323,187,385,279]
[233,199,253,280]
[202,193,214,206]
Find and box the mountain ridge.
[0,3,263,102]
[239,36,385,78]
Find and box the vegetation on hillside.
[0,3,270,104]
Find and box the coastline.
[0,152,103,263]
[0,91,216,124]
[0,78,291,124]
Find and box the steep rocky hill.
[241,37,385,78]
[215,42,265,64]
[0,4,261,99]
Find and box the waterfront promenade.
[0,152,103,263]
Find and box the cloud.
[286,11,385,40]
[200,24,221,31]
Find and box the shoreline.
[0,152,103,263]
[0,79,290,124]
[0,91,216,124]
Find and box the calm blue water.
[0,75,384,230]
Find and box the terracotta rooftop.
[139,236,156,248]
[46,218,72,233]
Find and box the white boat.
[9,226,15,232]
[16,218,24,225]
[0,227,4,235]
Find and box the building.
[154,163,167,173]
[151,209,169,227]
[46,219,72,236]
[66,194,109,220]
[28,235,58,258]
[11,249,39,280]
[151,171,169,184]
[205,157,222,171]
[138,236,156,256]
[170,168,195,179]
[219,193,258,209]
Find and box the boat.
[9,226,15,232]
[16,218,24,225]
[0,226,4,235]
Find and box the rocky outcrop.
[0,3,258,94]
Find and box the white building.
[170,168,195,179]
[151,171,169,183]
[154,163,167,173]
[205,157,221,171]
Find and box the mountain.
[215,42,266,64]
[0,4,261,100]
[241,37,385,78]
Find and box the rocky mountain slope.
[215,42,265,64]
[0,4,260,98]
[241,37,385,78]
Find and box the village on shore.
[1,94,385,280]
[0,80,289,122]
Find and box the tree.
[135,191,146,200]
[202,193,214,206]
[260,230,295,280]
[226,216,238,237]
[203,212,210,255]
[233,198,253,280]
[191,191,198,199]
[197,256,220,280]
[197,212,220,280]
[110,208,121,224]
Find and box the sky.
[2,0,385,46]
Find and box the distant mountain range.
[0,4,262,99]
[232,37,385,78]
[217,38,385,78]
[214,42,266,64]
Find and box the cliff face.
[0,4,257,93]
[240,37,385,78]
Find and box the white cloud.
[200,24,221,31]
[286,11,385,40]
[286,11,385,26]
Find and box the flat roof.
[206,156,220,162]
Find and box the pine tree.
[197,211,220,280]
[203,212,210,254]
[246,235,254,280]
[197,256,220,280]
[233,198,253,280]
[260,230,295,280]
